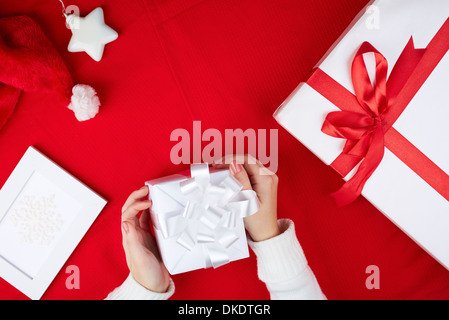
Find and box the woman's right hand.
[213,154,280,242]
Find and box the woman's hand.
[121,186,170,293]
[213,155,280,242]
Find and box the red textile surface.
[1,0,449,300]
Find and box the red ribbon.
[307,18,449,207]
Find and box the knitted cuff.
[248,219,308,284]
[105,273,175,300]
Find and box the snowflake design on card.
[9,194,63,246]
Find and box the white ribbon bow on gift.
[155,164,259,269]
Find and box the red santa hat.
[0,15,100,129]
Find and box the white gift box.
[274,0,449,269]
[146,164,259,275]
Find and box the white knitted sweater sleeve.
[248,219,326,300]
[106,219,325,300]
[105,273,175,300]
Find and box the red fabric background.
[1,0,449,300]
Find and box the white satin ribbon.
[155,164,259,269]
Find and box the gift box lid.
[146,167,253,275]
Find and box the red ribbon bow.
[322,43,389,206]
[307,18,449,207]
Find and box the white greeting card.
[0,147,107,299]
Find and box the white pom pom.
[68,84,101,122]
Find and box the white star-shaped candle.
[66,7,118,62]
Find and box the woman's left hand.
[121,186,171,293]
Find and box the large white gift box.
[274,0,449,269]
[146,164,259,275]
